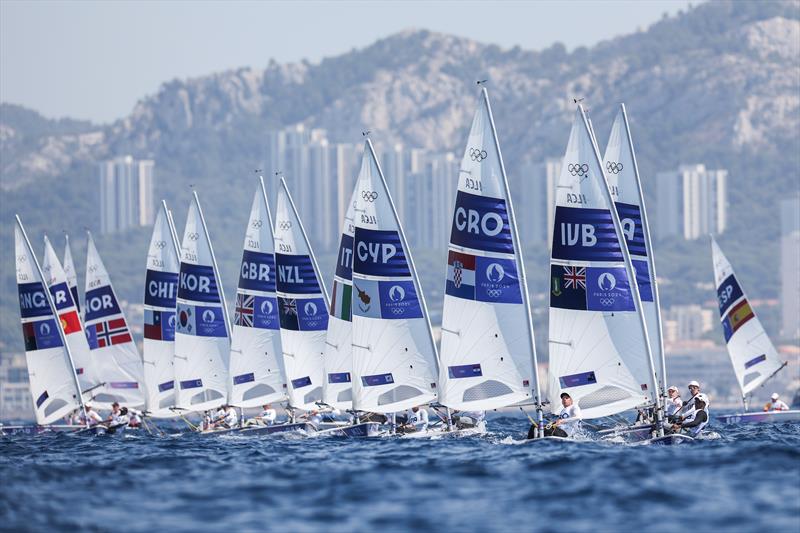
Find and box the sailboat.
[228,177,294,431]
[322,180,359,412]
[272,176,329,422]
[711,238,800,424]
[84,232,146,408]
[142,201,180,418]
[174,192,232,417]
[547,105,669,440]
[63,234,81,315]
[10,216,85,432]
[439,86,542,434]
[349,138,439,436]
[602,105,668,404]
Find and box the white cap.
[688,380,700,388]
[771,393,779,400]
[695,393,709,406]
[668,386,678,393]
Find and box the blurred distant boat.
[711,237,800,424]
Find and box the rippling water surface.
[1,416,799,532]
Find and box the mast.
[17,216,87,426]
[620,104,667,400]
[164,200,182,259]
[193,191,232,339]
[482,86,544,437]
[580,106,663,435]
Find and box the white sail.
[63,234,81,316]
[439,88,538,411]
[322,180,359,410]
[603,105,667,395]
[142,201,180,416]
[229,178,288,408]
[351,139,439,414]
[15,218,81,424]
[547,106,657,419]
[711,237,784,397]
[273,178,329,410]
[174,192,231,412]
[84,232,146,407]
[41,236,99,397]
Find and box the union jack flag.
[282,298,297,316]
[93,318,131,348]
[234,292,255,327]
[563,266,586,290]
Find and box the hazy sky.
[1,0,693,123]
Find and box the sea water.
[1,416,798,532]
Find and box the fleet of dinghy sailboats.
[142,201,180,418]
[547,105,672,442]
[439,86,541,435]
[12,217,86,431]
[711,238,800,424]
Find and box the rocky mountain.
[1,0,798,351]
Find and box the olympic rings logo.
[17,255,26,263]
[306,321,319,328]
[600,298,615,307]
[88,265,98,273]
[155,241,166,249]
[568,163,589,177]
[606,161,624,174]
[188,232,199,241]
[251,219,263,229]
[487,289,502,298]
[362,191,378,202]
[469,148,488,162]
[278,221,292,230]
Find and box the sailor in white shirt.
[304,410,323,427]
[258,404,277,425]
[79,404,104,426]
[547,392,581,437]
[666,386,683,417]
[405,406,429,432]
[764,393,790,412]
[107,402,123,425]
[212,405,238,429]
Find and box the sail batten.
[229,177,288,408]
[438,88,539,411]
[351,139,439,414]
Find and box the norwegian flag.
[234,292,255,327]
[563,266,586,290]
[94,318,132,348]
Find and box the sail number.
[464,177,482,192]
[278,243,292,253]
[360,214,377,225]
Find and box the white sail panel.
[548,107,655,419]
[15,221,80,424]
[274,178,329,410]
[63,234,81,315]
[712,238,784,396]
[351,140,439,414]
[174,193,231,412]
[323,181,358,410]
[439,88,537,410]
[142,202,180,416]
[84,233,146,407]
[42,236,99,397]
[603,105,666,394]
[229,179,287,408]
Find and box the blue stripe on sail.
[449,191,514,254]
[275,254,322,294]
[716,274,743,317]
[744,354,766,369]
[145,270,178,308]
[335,234,354,280]
[178,263,220,303]
[291,376,312,389]
[48,282,74,311]
[632,260,653,302]
[328,372,351,384]
[158,380,175,392]
[448,364,483,379]
[615,202,648,257]
[233,372,255,385]
[551,207,623,262]
[18,282,52,319]
[180,379,203,390]
[36,390,49,408]
[361,373,394,387]
[353,228,411,278]
[84,285,122,321]
[238,250,276,292]
[560,371,597,388]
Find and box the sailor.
[764,393,790,412]
[199,411,212,431]
[304,409,323,427]
[666,386,683,417]
[405,405,429,432]
[79,404,104,426]
[107,402,123,425]
[115,407,131,426]
[212,405,238,429]
[671,394,710,437]
[127,410,142,428]
[671,380,702,422]
[546,392,582,438]
[258,404,277,425]
[454,410,485,429]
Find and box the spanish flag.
[722,299,754,341]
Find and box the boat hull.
[199,422,315,436]
[315,422,383,438]
[716,410,800,425]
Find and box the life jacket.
[681,407,709,437]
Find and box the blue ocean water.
[1,416,799,532]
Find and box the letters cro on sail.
[439,87,537,411]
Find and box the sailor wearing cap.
[671,394,710,437]
[764,393,789,412]
[666,386,683,417]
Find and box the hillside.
[1,0,798,354]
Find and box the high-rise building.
[0,353,32,421]
[655,164,727,241]
[99,156,155,235]
[664,304,715,342]
[780,196,800,339]
[511,158,561,246]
